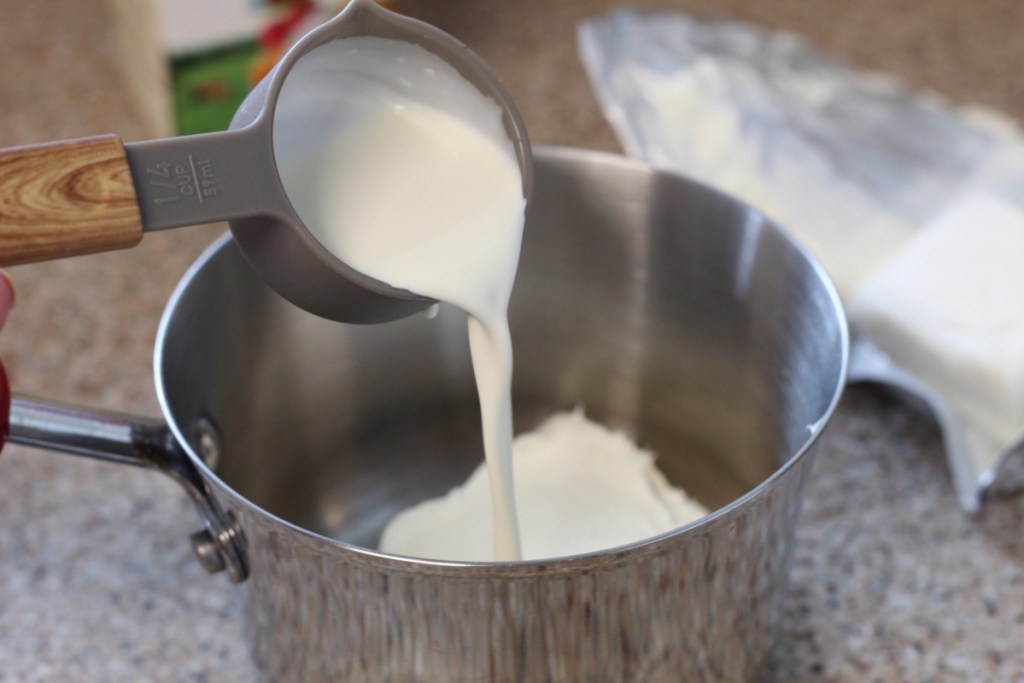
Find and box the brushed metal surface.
[153,147,846,682]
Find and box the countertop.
[1,1,1023,681]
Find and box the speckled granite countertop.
[1,1,1023,681]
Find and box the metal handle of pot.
[8,395,249,583]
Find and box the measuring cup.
[0,0,532,323]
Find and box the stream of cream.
[272,36,527,561]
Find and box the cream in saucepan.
[273,36,527,561]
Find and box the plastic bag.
[578,10,1024,296]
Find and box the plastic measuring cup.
[0,0,532,323]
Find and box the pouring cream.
[273,35,707,563]
[273,36,527,561]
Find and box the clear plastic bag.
[578,10,1024,296]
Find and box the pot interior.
[158,148,846,550]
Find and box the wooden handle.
[0,134,144,266]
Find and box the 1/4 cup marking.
[146,155,217,206]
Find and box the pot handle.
[7,395,249,583]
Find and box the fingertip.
[0,271,13,329]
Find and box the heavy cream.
[381,409,708,561]
[273,36,527,560]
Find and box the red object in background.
[260,1,317,50]
[249,1,318,85]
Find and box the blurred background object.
[0,0,173,144]
[157,0,398,135]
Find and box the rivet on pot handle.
[7,395,249,583]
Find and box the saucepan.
[6,147,847,682]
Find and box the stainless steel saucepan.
[4,147,847,683]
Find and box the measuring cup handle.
[6,395,249,582]
[0,135,144,266]
[124,125,287,232]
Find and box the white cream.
[274,36,706,563]
[381,409,708,561]
[273,36,527,561]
